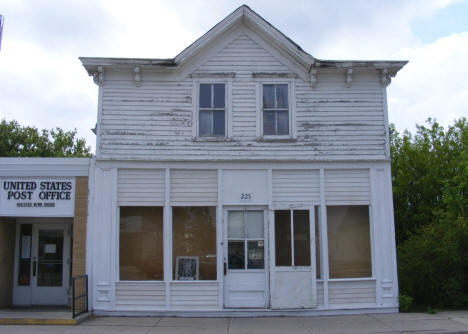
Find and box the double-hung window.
[262,84,289,136]
[199,83,226,137]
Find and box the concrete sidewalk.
[0,311,467,333]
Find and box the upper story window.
[262,84,289,136]
[199,83,226,137]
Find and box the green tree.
[390,118,466,243]
[0,119,92,157]
[391,118,468,309]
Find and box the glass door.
[31,224,70,305]
[223,209,269,308]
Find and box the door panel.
[272,270,315,309]
[37,230,64,287]
[270,209,317,309]
[224,209,269,308]
[224,272,268,308]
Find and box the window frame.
[118,206,165,281]
[193,79,232,140]
[171,206,218,281]
[256,79,296,140]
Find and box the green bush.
[397,219,468,308]
[398,294,413,312]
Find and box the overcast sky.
[1,0,467,152]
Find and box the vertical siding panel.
[117,169,165,206]
[272,169,320,206]
[170,170,218,205]
[325,169,370,204]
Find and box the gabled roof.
[173,5,315,70]
[80,5,407,78]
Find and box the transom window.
[263,84,289,136]
[199,83,225,137]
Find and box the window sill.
[328,277,375,282]
[192,137,233,142]
[256,137,296,143]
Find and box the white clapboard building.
[80,5,407,316]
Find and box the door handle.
[32,260,37,277]
[224,262,227,276]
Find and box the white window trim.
[192,79,232,140]
[256,79,296,140]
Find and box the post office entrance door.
[13,223,70,306]
[31,224,70,305]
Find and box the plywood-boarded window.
[327,206,372,278]
[119,207,164,280]
[172,207,217,280]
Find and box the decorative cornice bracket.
[381,68,391,87]
[309,68,318,88]
[345,68,353,88]
[92,66,104,86]
[134,66,141,87]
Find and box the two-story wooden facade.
[80,5,406,315]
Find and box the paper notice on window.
[21,236,31,259]
[44,243,56,254]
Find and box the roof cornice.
[79,5,408,84]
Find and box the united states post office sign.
[0,178,75,217]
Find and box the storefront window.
[119,207,163,280]
[327,205,372,278]
[172,207,217,280]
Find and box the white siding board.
[169,282,219,309]
[325,169,371,204]
[170,170,218,205]
[195,34,289,74]
[328,280,376,305]
[117,169,165,206]
[115,282,165,308]
[98,45,388,161]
